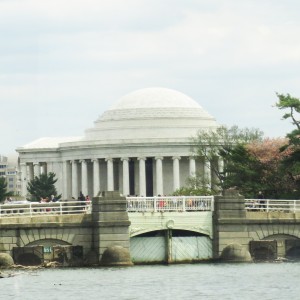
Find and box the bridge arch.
[13,238,72,266]
[262,233,300,241]
[18,228,79,247]
[130,228,212,264]
[11,227,89,266]
[263,234,300,259]
[26,238,71,247]
[249,234,300,260]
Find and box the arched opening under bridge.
[286,246,300,259]
[130,229,212,264]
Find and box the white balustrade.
[245,199,300,213]
[6,197,299,217]
[0,200,92,218]
[126,196,214,212]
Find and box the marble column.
[20,163,27,197]
[155,157,164,196]
[106,158,114,191]
[40,163,47,174]
[33,163,40,178]
[80,159,88,196]
[71,160,78,198]
[189,157,196,177]
[62,161,68,200]
[138,157,146,197]
[172,156,181,191]
[28,164,34,181]
[92,159,100,197]
[121,158,130,196]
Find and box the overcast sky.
[1,0,300,156]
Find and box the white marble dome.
[84,87,218,142]
[109,87,201,109]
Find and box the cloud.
[1,0,300,155]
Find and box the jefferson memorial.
[17,87,220,199]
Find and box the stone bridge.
[0,191,300,265]
[214,190,300,261]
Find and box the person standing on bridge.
[78,191,86,211]
[85,195,91,212]
[258,191,265,211]
[78,191,85,202]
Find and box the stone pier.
[92,191,132,265]
[213,189,251,261]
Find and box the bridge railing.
[245,199,300,213]
[0,196,214,217]
[126,196,214,212]
[0,200,91,218]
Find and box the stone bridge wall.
[0,216,92,255]
[213,190,300,259]
[0,191,131,265]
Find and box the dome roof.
[109,87,201,110]
[84,87,218,142]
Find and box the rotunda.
[17,88,219,198]
[85,87,217,141]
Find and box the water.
[1,262,299,300]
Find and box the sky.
[1,0,300,157]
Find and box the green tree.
[276,93,300,131]
[27,172,61,202]
[173,175,214,196]
[0,177,12,202]
[275,93,300,196]
[221,144,263,198]
[191,125,264,193]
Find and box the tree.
[276,93,300,131]
[0,177,12,202]
[221,144,263,198]
[196,136,293,198]
[246,138,295,198]
[27,172,61,202]
[191,125,264,193]
[173,175,214,196]
[275,93,300,196]
[181,120,299,198]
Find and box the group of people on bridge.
[126,195,212,212]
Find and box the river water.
[1,262,299,300]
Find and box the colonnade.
[20,156,221,199]
[68,156,189,198]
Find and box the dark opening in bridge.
[17,253,42,266]
[13,246,44,266]
[286,247,300,259]
[285,239,300,259]
[137,229,207,238]
[252,247,276,261]
[172,230,207,237]
[249,241,277,261]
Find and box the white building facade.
[16,88,220,199]
[0,155,20,196]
